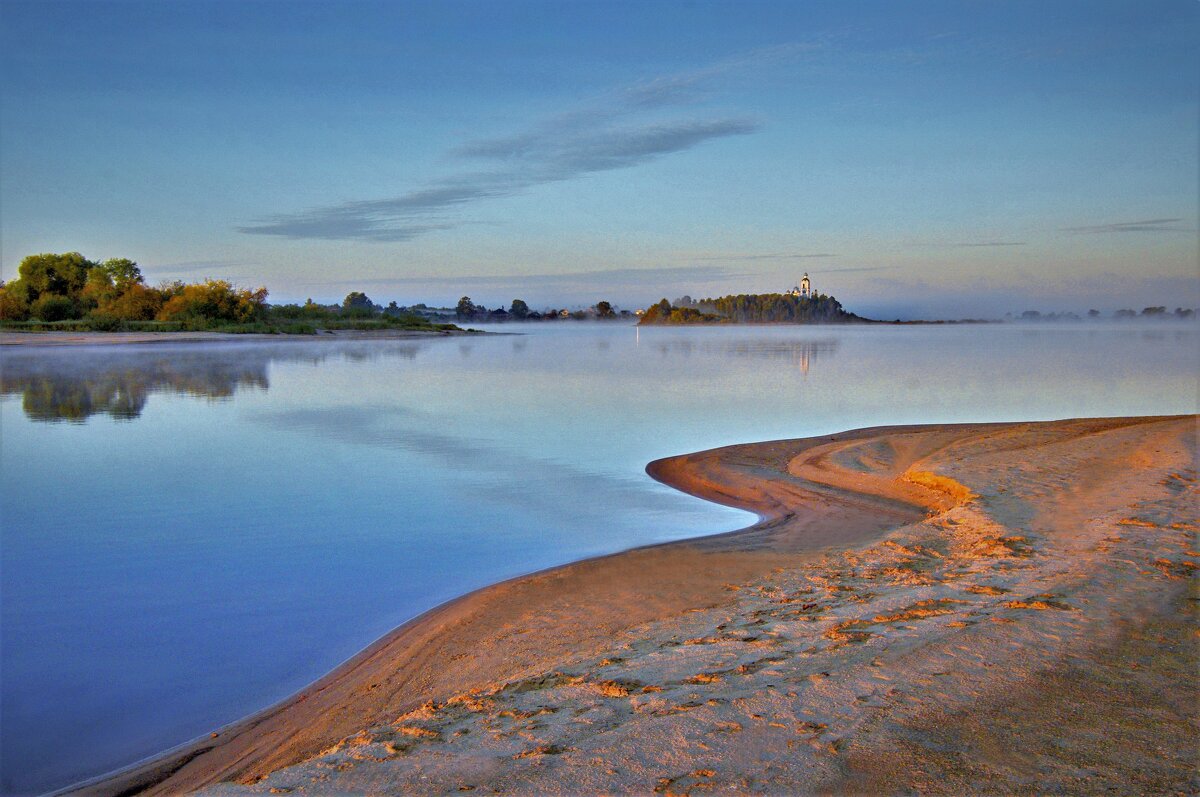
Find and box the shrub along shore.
[0,252,459,335]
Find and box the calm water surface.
[1,323,1196,795]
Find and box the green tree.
[342,291,376,317]
[80,259,142,312]
[456,296,478,319]
[637,298,672,324]
[82,268,116,308]
[13,252,96,308]
[98,258,143,291]
[31,294,76,321]
[596,300,614,318]
[94,282,163,321]
[509,299,529,319]
[157,279,268,324]
[157,280,186,299]
[0,281,29,320]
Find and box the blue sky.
[1,0,1196,317]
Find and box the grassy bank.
[0,316,462,335]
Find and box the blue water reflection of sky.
[1,322,1196,795]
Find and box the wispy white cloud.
[240,121,756,242]
[237,46,817,242]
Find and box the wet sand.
[74,416,1197,796]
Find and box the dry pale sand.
[77,416,1198,796]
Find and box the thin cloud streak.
[1061,218,1191,233]
[692,252,837,261]
[143,259,248,274]
[911,240,1027,249]
[236,46,809,242]
[452,41,818,161]
[795,265,892,274]
[299,265,743,290]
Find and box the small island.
[638,272,867,325]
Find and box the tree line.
[454,296,627,321]
[0,252,456,333]
[638,292,863,325]
[0,252,268,328]
[0,252,635,332]
[1012,307,1196,322]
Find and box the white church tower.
[786,272,815,299]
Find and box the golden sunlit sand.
[78,416,1197,796]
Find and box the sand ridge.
[76,416,1198,796]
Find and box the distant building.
[786,272,814,298]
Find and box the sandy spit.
[71,416,1198,796]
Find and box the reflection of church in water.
[785,340,833,376]
[786,273,814,298]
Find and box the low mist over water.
[1,323,1196,795]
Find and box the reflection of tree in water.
[653,338,839,374]
[18,369,155,421]
[3,351,269,422]
[0,341,423,423]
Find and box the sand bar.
[73,416,1197,795]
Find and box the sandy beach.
[74,415,1197,796]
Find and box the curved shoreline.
[69,421,934,796]
[72,416,1197,796]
